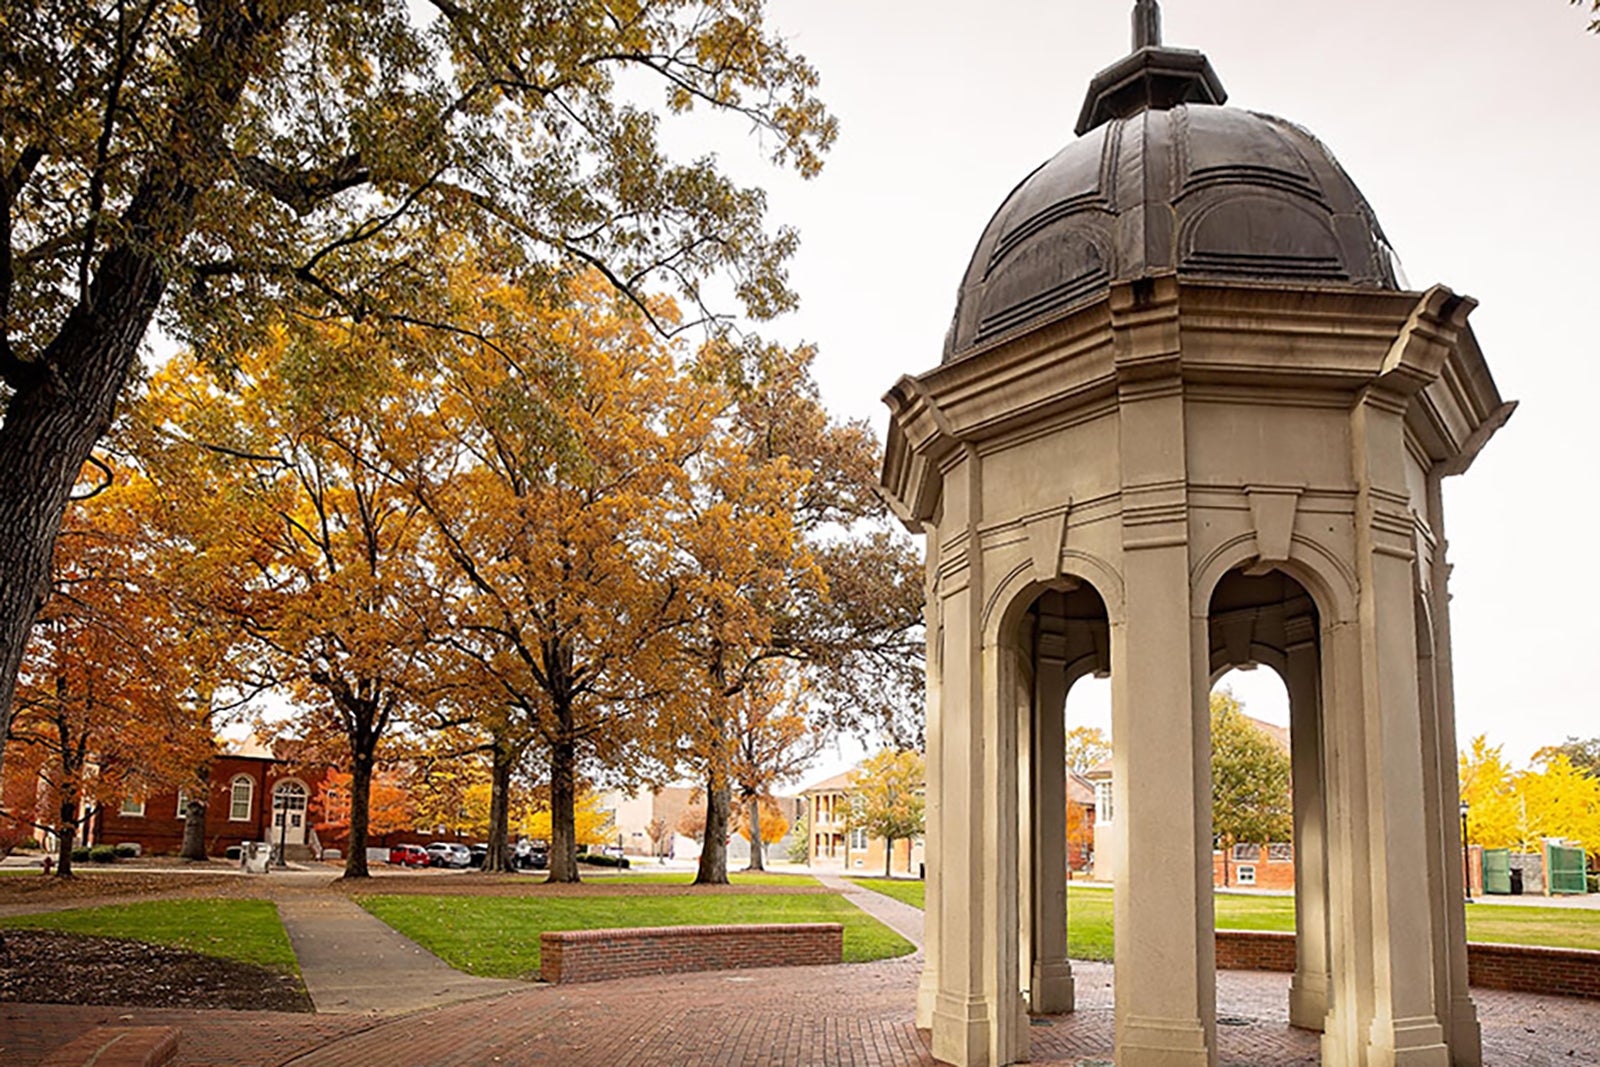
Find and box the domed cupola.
[944,0,1401,362]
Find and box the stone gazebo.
[878,4,1515,1066]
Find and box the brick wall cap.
[541,923,844,944]
[38,1026,180,1067]
[1466,941,1600,961]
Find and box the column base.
[1447,994,1482,1067]
[932,993,992,1067]
[1117,1014,1211,1067]
[1030,958,1075,1014]
[1365,1015,1449,1067]
[916,966,939,1030]
[1288,970,1329,1032]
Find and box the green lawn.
[847,877,926,910]
[843,882,1600,961]
[594,871,819,887]
[1466,903,1600,951]
[0,898,301,973]
[359,891,914,978]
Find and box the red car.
[388,843,429,867]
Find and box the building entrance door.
[273,781,308,847]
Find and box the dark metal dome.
[943,3,1400,362]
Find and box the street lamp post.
[1460,800,1472,903]
[275,790,289,869]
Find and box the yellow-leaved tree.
[404,267,718,882]
[136,317,443,879]
[1460,734,1600,862]
[523,792,615,849]
[847,750,926,878]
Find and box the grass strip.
[846,877,926,910]
[593,871,819,887]
[842,882,1600,960]
[359,891,913,978]
[0,898,301,973]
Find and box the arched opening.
[1207,567,1328,1039]
[1013,580,1110,1018]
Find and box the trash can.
[1509,867,1524,895]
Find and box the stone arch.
[983,546,1124,649]
[1190,529,1356,629]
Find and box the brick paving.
[0,1004,369,1067]
[8,954,1600,1066]
[7,869,1600,1066]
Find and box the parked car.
[426,842,472,869]
[468,843,488,868]
[512,840,548,870]
[388,844,429,868]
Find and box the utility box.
[240,841,273,874]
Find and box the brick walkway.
[7,955,1599,1066]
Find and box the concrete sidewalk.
[814,872,925,948]
[275,896,523,1014]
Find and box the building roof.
[799,770,855,796]
[942,0,1398,362]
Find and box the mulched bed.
[0,870,248,907]
[0,930,312,1012]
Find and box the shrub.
[88,845,118,863]
[578,853,630,868]
[1588,872,1598,895]
[71,847,91,862]
[114,843,139,858]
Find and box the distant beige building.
[799,770,925,877]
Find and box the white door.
[273,781,308,846]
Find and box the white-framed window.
[1236,865,1257,886]
[176,788,189,819]
[230,775,255,821]
[1095,781,1114,822]
[120,796,145,817]
[850,827,868,850]
[1268,842,1294,863]
[1233,842,1260,862]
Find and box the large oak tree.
[0,0,834,783]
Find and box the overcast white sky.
[730,1,1600,786]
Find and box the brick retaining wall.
[1215,929,1298,972]
[1467,941,1600,999]
[540,923,844,984]
[1214,929,1600,1000]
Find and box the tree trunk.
[180,799,208,861]
[695,772,731,885]
[0,2,280,788]
[744,792,765,871]
[885,835,894,878]
[546,734,580,883]
[54,794,78,878]
[343,750,374,878]
[483,738,515,873]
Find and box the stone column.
[1031,607,1074,1014]
[1340,384,1449,1066]
[930,449,992,1067]
[917,535,944,1030]
[1284,614,1330,1031]
[1110,277,1214,1066]
[1424,474,1482,1067]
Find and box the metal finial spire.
[1132,0,1162,49]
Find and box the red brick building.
[89,738,327,859]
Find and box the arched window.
[230,775,255,822]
